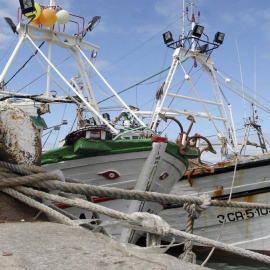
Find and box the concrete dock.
[0,222,210,270]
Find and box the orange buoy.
[39,9,57,27]
[31,17,41,26]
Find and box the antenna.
[254,47,257,122]
[235,38,247,120]
[182,0,185,46]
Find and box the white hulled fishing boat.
[0,0,204,242]
[141,1,270,253]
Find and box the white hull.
[43,141,187,241]
[160,153,270,252]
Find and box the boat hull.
[42,138,188,242]
[160,153,270,252]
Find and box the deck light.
[79,16,101,37]
[192,25,204,38]
[4,17,18,34]
[196,44,208,53]
[19,0,35,15]
[214,32,225,44]
[163,31,173,44]
[86,16,101,32]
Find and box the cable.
[4,42,45,86]
[53,102,67,148]
[98,65,172,104]
[15,55,73,93]
[216,66,270,105]
[99,16,185,74]
[0,36,18,62]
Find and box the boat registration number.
[217,208,270,223]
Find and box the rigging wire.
[149,45,171,113]
[235,38,247,119]
[98,65,171,104]
[25,40,81,106]
[215,66,270,105]
[98,15,185,74]
[15,55,73,93]
[0,36,18,63]
[90,75,122,107]
[217,75,270,115]
[53,102,67,148]
[42,129,54,148]
[4,42,45,86]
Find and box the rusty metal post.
[0,102,41,165]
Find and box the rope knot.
[218,133,228,157]
[183,194,211,219]
[128,212,170,236]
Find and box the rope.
[219,133,228,157]
[8,186,270,264]
[1,162,270,265]
[179,218,196,263]
[2,167,270,210]
[179,194,211,263]
[201,156,238,266]
[30,180,205,205]
[1,187,76,226]
[0,161,36,175]
[0,173,61,187]
[168,227,270,264]
[13,186,129,221]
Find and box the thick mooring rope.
[4,185,270,264]
[1,161,270,265]
[2,187,76,226]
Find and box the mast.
[147,1,238,155]
[235,38,247,120]
[44,0,56,98]
[181,0,185,46]
[191,2,196,51]
[0,1,147,135]
[253,47,257,122]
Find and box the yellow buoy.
[25,3,41,20]
[39,9,57,27]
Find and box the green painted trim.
[41,138,194,167]
[30,116,47,128]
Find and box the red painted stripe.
[93,197,116,203]
[151,136,168,143]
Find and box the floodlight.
[86,16,101,32]
[19,0,35,15]
[192,25,204,38]
[62,120,68,125]
[163,31,173,44]
[196,44,208,53]
[4,17,17,34]
[214,32,225,44]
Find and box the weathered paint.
[212,185,224,197]
[0,102,41,165]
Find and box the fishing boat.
[0,0,208,243]
[140,1,270,254]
